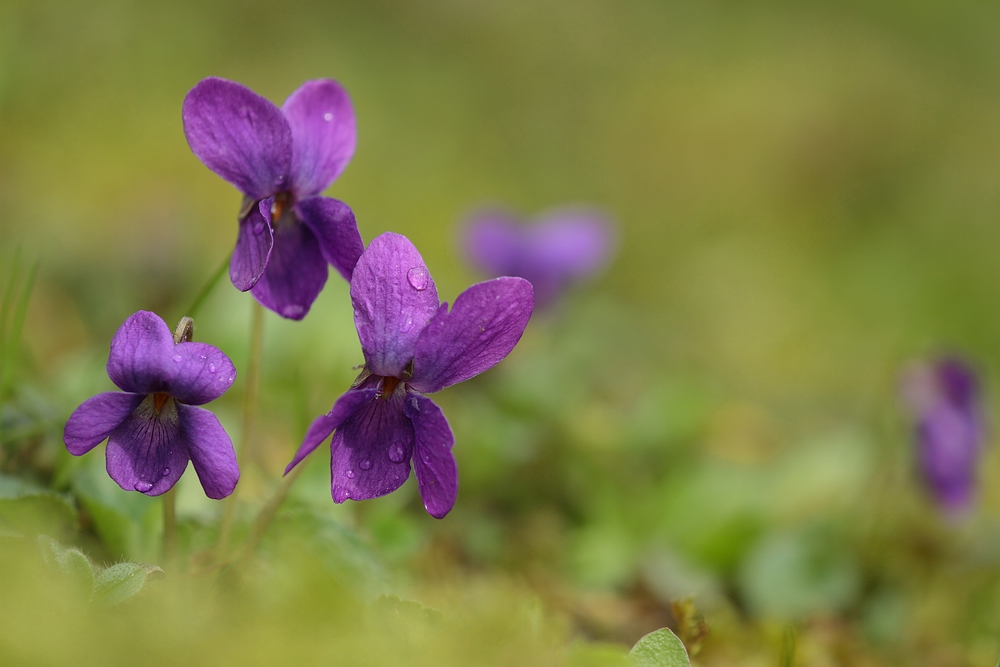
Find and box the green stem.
[183,255,230,321]
[163,486,178,570]
[241,464,304,560]
[215,300,265,560]
[779,625,796,667]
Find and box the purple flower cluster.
[901,357,985,514]
[64,77,548,516]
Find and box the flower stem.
[240,464,304,560]
[183,254,230,320]
[163,486,178,570]
[215,300,265,560]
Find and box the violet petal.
[351,233,440,377]
[295,196,365,281]
[105,396,190,496]
[409,277,534,393]
[285,387,379,474]
[182,77,292,200]
[330,390,414,503]
[106,311,175,395]
[404,392,457,519]
[282,79,356,199]
[230,199,275,292]
[165,342,236,406]
[177,404,238,499]
[250,214,328,320]
[919,404,979,511]
[64,392,145,455]
[464,211,524,278]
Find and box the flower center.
[271,191,298,230]
[153,392,171,412]
[379,376,401,398]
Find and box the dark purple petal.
[919,403,980,511]
[182,77,292,199]
[351,233,440,377]
[285,387,379,474]
[404,392,457,519]
[64,392,145,455]
[177,404,238,499]
[106,311,174,394]
[164,342,237,406]
[409,277,534,393]
[936,358,979,411]
[250,215,328,320]
[282,79,356,199]
[330,389,413,503]
[230,199,274,291]
[105,396,190,496]
[296,196,365,281]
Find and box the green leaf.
[628,628,690,667]
[38,535,95,595]
[72,461,160,561]
[93,561,164,607]
[0,474,78,540]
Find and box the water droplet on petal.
[208,363,216,373]
[134,481,153,492]
[400,315,413,333]
[346,470,355,479]
[282,305,305,318]
[253,221,266,235]
[422,455,431,464]
[162,468,170,476]
[406,266,429,291]
[323,112,334,122]
[388,443,406,463]
[359,459,372,470]
[172,354,183,363]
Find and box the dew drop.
[162,468,170,476]
[400,315,413,333]
[359,459,372,471]
[323,112,334,122]
[253,221,266,235]
[406,266,429,291]
[134,481,153,492]
[172,354,183,363]
[346,470,355,479]
[208,363,216,373]
[388,443,406,463]
[282,304,305,319]
[422,455,431,464]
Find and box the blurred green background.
[3,0,1000,665]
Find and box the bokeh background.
[3,0,1000,665]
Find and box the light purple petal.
[177,404,238,500]
[404,392,457,519]
[464,211,525,277]
[105,396,189,496]
[530,210,614,281]
[282,79,356,199]
[409,277,534,393]
[330,389,413,503]
[64,392,145,455]
[351,233,440,377]
[919,403,980,511]
[230,199,274,291]
[182,77,292,200]
[106,311,174,395]
[295,196,365,281]
[165,342,237,406]
[285,387,379,474]
[250,213,328,320]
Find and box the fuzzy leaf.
[628,628,690,667]
[93,562,164,606]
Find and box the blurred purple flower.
[183,77,365,320]
[464,208,615,308]
[285,233,534,518]
[900,357,984,514]
[64,311,239,499]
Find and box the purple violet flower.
[285,232,534,518]
[63,311,239,499]
[900,357,985,514]
[183,77,365,320]
[464,207,615,308]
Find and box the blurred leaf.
[93,561,164,607]
[38,535,94,596]
[565,642,630,667]
[627,628,690,667]
[0,474,77,540]
[72,461,160,561]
